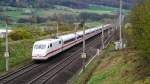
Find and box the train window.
[34,44,46,49]
[50,44,52,47]
[59,41,61,44]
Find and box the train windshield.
[34,44,46,49]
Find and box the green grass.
[88,49,150,84]
[36,8,74,16]
[0,39,35,73]
[73,53,102,84]
[76,9,112,14]
[72,42,149,84]
[89,5,117,11]
[88,5,129,14]
[72,43,114,84]
[85,18,113,28]
[86,21,102,27]
[88,52,125,84]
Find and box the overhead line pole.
[56,23,59,37]
[119,0,123,48]
[74,23,78,40]
[101,25,104,49]
[83,25,85,54]
[81,22,86,72]
[4,5,9,72]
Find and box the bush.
[8,25,50,41]
[9,30,32,41]
[130,0,150,54]
[8,26,34,41]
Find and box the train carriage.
[32,24,112,61]
[32,39,62,60]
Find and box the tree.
[130,0,150,55]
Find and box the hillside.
[0,0,136,9]
[73,44,150,84]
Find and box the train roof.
[104,24,111,27]
[33,24,109,45]
[34,39,61,45]
[57,33,76,42]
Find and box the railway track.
[48,32,114,84]
[27,32,102,84]
[33,32,114,84]
[0,28,114,84]
[0,62,41,84]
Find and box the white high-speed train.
[32,24,112,60]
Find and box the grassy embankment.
[0,39,34,74]
[74,43,150,84]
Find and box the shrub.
[8,26,34,41]
[130,0,150,54]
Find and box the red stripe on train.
[34,30,101,58]
[44,39,81,57]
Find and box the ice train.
[32,24,112,60]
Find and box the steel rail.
[28,33,102,84]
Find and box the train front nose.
[32,52,47,60]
